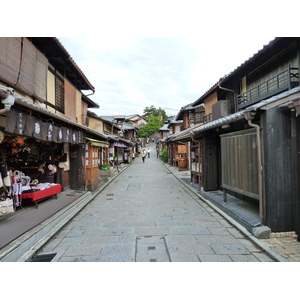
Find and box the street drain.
[66,194,76,196]
[106,198,113,200]
[135,235,171,262]
[106,194,114,196]
[30,253,57,262]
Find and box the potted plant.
[99,163,114,178]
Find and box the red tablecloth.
[22,184,62,202]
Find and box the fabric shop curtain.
[5,108,85,144]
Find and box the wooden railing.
[203,113,212,124]
[237,65,299,109]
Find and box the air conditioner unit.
[212,100,230,120]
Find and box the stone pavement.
[261,233,300,262]
[163,164,300,262]
[33,143,279,262]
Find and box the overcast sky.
[4,1,291,119]
[58,36,275,117]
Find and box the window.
[55,75,65,113]
[195,112,204,123]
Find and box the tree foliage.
[142,105,168,122]
[138,105,168,138]
[138,115,162,138]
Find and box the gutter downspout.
[244,111,264,224]
[218,81,237,109]
[218,83,235,94]
[190,132,201,191]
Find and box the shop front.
[0,107,85,211]
[113,140,132,165]
[85,137,109,192]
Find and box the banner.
[5,108,85,144]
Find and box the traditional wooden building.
[0,37,108,196]
[166,37,300,238]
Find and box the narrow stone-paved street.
[35,143,275,262]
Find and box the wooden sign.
[178,145,187,153]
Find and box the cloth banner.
[5,108,84,144]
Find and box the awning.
[114,141,128,148]
[86,137,109,147]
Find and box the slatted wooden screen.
[0,37,47,102]
[220,128,259,200]
[0,37,21,87]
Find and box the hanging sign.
[5,108,85,144]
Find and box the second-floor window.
[55,75,65,113]
[195,112,204,123]
[47,67,65,113]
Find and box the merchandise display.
[0,135,65,213]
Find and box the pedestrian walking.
[147,147,150,158]
[141,149,146,163]
[156,148,159,159]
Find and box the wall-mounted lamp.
[291,98,300,117]
[0,87,15,113]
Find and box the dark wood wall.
[203,130,219,191]
[70,145,86,191]
[263,107,296,232]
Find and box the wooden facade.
[85,143,99,192]
[165,38,300,235]
[263,107,298,232]
[220,128,258,200]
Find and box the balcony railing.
[237,65,299,109]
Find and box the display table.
[22,184,62,208]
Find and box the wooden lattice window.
[55,75,65,113]
[195,112,204,123]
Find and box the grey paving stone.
[193,221,223,228]
[207,227,231,235]
[107,254,135,262]
[229,254,260,262]
[198,254,232,262]
[63,245,101,257]
[252,252,274,262]
[40,237,63,252]
[47,246,71,262]
[226,227,246,239]
[135,253,171,262]
[134,227,172,236]
[136,235,165,244]
[66,229,85,237]
[211,244,250,255]
[35,150,274,263]
[100,244,135,257]
[194,234,238,244]
[59,255,110,262]
[81,235,119,245]
[238,239,264,252]
[170,253,200,262]
[171,243,215,255]
[171,227,211,235]
[58,236,84,246]
[155,220,194,227]
[165,234,198,244]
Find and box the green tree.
[161,149,168,163]
[142,105,168,122]
[138,115,162,138]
